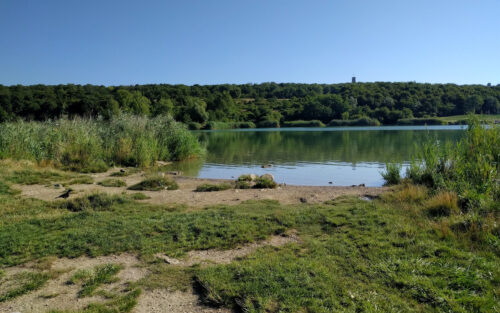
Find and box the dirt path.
[16,168,386,207]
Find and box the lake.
[171,126,466,187]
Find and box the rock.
[358,183,365,187]
[299,197,308,203]
[54,183,62,189]
[120,168,126,173]
[260,173,274,181]
[261,164,273,168]
[249,174,258,181]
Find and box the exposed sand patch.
[156,232,300,266]
[0,253,145,313]
[1,233,300,313]
[133,289,230,313]
[15,169,386,208]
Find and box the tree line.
[0,82,498,127]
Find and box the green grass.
[195,183,232,192]
[129,192,150,200]
[0,160,498,312]
[0,115,203,172]
[73,264,123,297]
[439,114,500,123]
[128,176,178,191]
[0,271,50,302]
[98,179,127,188]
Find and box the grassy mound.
[128,177,178,191]
[98,179,127,187]
[195,183,232,192]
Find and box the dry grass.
[426,191,459,217]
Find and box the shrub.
[235,181,252,189]
[381,163,402,185]
[396,118,447,125]
[195,183,232,192]
[128,177,178,191]
[426,191,459,217]
[56,193,128,212]
[237,174,256,182]
[254,177,277,189]
[327,117,380,126]
[257,120,279,128]
[187,122,203,130]
[98,179,126,187]
[282,120,325,127]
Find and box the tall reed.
[0,115,203,172]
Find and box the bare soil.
[16,168,386,208]
[0,232,300,313]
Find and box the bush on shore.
[282,120,325,127]
[396,118,447,125]
[204,121,256,130]
[327,117,380,127]
[0,115,203,172]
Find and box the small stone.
[299,197,308,203]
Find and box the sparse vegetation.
[127,176,178,191]
[0,271,49,302]
[98,179,127,187]
[129,192,150,200]
[195,183,232,192]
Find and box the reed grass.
[0,115,203,172]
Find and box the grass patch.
[98,179,127,188]
[0,271,50,302]
[7,169,76,185]
[195,183,232,192]
[129,192,150,200]
[128,177,178,191]
[74,264,123,297]
[55,193,130,212]
[426,191,459,217]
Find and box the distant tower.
[487,82,492,87]
[352,76,356,83]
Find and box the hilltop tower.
[352,76,356,83]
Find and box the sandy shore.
[16,168,387,207]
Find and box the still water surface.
[172,126,466,187]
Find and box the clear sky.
[0,0,498,86]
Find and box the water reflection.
[170,126,465,186]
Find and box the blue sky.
[0,0,498,86]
